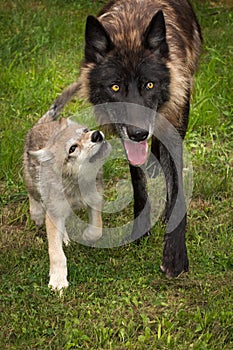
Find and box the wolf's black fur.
[77,0,202,277]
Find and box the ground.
[0,0,232,349]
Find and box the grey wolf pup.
[47,0,202,278]
[24,83,111,290]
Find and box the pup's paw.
[31,212,44,227]
[29,200,44,227]
[63,229,70,246]
[48,274,69,292]
[82,226,102,243]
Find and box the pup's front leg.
[82,205,103,243]
[29,195,45,227]
[46,213,69,291]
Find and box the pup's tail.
[36,81,81,124]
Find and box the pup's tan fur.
[24,87,111,290]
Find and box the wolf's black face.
[84,10,170,165]
[89,53,170,110]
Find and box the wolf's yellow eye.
[111,84,120,92]
[146,82,154,90]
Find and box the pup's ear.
[143,10,169,57]
[85,15,114,63]
[28,149,54,163]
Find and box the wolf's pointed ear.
[85,15,114,64]
[28,149,54,163]
[143,10,169,57]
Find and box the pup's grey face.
[30,125,111,174]
[64,127,111,173]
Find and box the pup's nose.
[91,130,104,143]
[127,126,149,142]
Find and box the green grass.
[0,0,233,349]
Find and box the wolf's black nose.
[127,126,149,142]
[91,130,103,143]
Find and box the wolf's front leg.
[159,143,188,277]
[82,204,103,243]
[45,213,69,291]
[129,164,151,241]
[161,215,188,277]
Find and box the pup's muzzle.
[89,130,111,163]
[91,130,104,143]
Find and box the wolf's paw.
[48,274,69,292]
[160,242,189,278]
[82,226,102,243]
[160,261,188,278]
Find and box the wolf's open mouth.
[123,140,148,166]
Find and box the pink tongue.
[124,140,148,166]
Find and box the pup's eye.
[69,144,78,154]
[145,82,154,90]
[83,128,89,133]
[111,84,120,92]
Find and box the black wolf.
[72,0,202,277]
